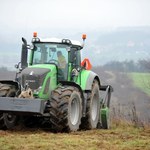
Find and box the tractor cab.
[18,33,87,99]
[31,42,69,81]
[29,33,84,82]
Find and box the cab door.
[69,48,82,84]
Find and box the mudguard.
[80,70,100,91]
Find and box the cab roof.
[32,37,83,49]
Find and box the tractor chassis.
[0,85,113,116]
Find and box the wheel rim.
[6,114,16,122]
[4,113,16,124]
[70,98,79,125]
[91,93,98,121]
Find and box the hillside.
[84,26,150,65]
[129,72,150,96]
[92,67,150,123]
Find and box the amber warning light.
[82,34,86,40]
[33,32,37,37]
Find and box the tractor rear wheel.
[0,83,18,130]
[80,80,100,130]
[50,86,82,132]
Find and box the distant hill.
[82,26,150,65]
[1,26,150,68]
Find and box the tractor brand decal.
[26,80,36,83]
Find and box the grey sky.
[0,0,150,36]
[0,0,150,69]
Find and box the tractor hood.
[21,67,50,90]
[21,64,56,90]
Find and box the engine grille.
[21,68,50,90]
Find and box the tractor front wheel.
[50,86,82,132]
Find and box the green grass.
[0,126,150,150]
[128,72,150,96]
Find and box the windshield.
[32,43,69,66]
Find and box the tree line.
[0,59,150,73]
[101,59,150,72]
[0,67,8,71]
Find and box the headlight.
[32,38,40,43]
[62,39,72,45]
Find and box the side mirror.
[21,37,28,70]
[81,58,92,70]
[15,62,21,69]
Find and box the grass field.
[129,72,150,96]
[0,125,150,150]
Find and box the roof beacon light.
[82,34,86,47]
[33,32,37,37]
[82,34,86,40]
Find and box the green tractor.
[0,33,113,132]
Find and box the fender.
[60,81,84,99]
[85,71,100,91]
[80,70,101,92]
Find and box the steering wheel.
[48,59,60,66]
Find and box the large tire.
[0,83,17,129]
[80,80,100,130]
[50,86,82,132]
[3,113,17,129]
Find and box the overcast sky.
[0,0,150,38]
[0,0,150,68]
